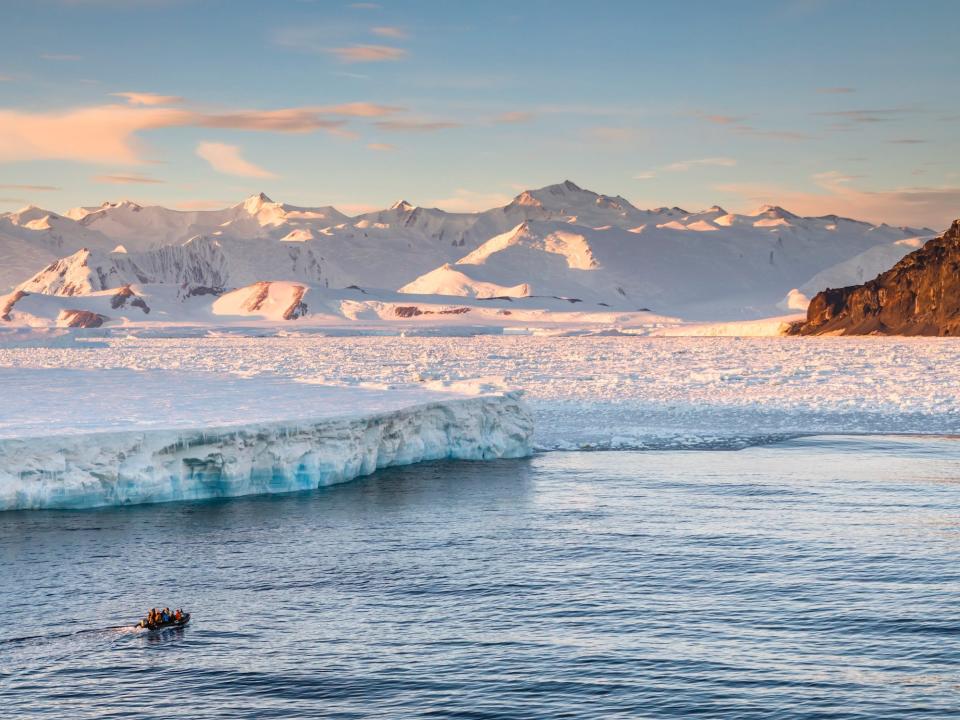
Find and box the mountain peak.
[752,204,798,219]
[241,192,274,214]
[390,199,416,212]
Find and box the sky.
[0,0,958,228]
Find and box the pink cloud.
[111,91,184,106]
[374,119,460,132]
[371,26,408,39]
[327,45,407,63]
[93,173,164,184]
[0,105,192,164]
[494,111,534,124]
[367,142,396,151]
[0,101,401,164]
[196,142,277,179]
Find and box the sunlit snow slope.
[0,181,933,323]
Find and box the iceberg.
[0,369,533,511]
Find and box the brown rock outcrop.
[788,219,960,336]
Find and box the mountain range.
[0,180,937,329]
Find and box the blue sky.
[0,0,958,227]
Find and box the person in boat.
[174,609,183,622]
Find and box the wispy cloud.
[817,87,856,94]
[349,2,381,8]
[887,138,927,144]
[111,91,184,106]
[0,100,405,164]
[328,44,407,62]
[733,125,811,140]
[374,119,460,132]
[367,142,396,151]
[695,112,747,125]
[0,183,60,191]
[196,142,277,178]
[493,111,534,124]
[663,157,736,172]
[0,75,12,82]
[633,171,656,180]
[814,108,916,123]
[40,53,82,61]
[0,105,190,164]
[371,26,408,39]
[93,173,163,184]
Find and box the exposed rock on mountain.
[788,219,960,336]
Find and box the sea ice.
[0,369,533,510]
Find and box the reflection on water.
[1,436,959,719]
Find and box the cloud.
[371,26,407,39]
[0,105,191,164]
[428,189,513,212]
[633,171,656,180]
[349,2,381,7]
[0,75,12,82]
[888,138,927,144]
[374,119,460,132]
[733,125,811,140]
[814,108,915,123]
[367,142,395,151]
[319,102,402,117]
[715,172,960,229]
[196,108,346,132]
[196,142,277,179]
[0,183,60,191]
[817,87,856,94]
[111,91,184,106]
[327,44,407,62]
[93,173,163,184]
[493,111,534,124]
[40,53,82,61]
[0,101,401,164]
[695,112,747,125]
[663,157,736,172]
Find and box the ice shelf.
[0,369,533,510]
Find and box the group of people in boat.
[138,607,185,628]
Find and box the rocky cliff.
[788,219,960,336]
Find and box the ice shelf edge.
[0,393,533,511]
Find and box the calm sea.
[2,436,959,718]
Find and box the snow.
[0,368,533,510]
[781,236,929,310]
[0,181,937,323]
[2,335,959,458]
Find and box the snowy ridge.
[0,369,533,510]
[1,181,937,322]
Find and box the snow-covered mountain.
[0,180,935,325]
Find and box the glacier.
[0,369,533,511]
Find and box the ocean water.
[1,436,959,719]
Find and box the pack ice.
[0,369,533,511]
